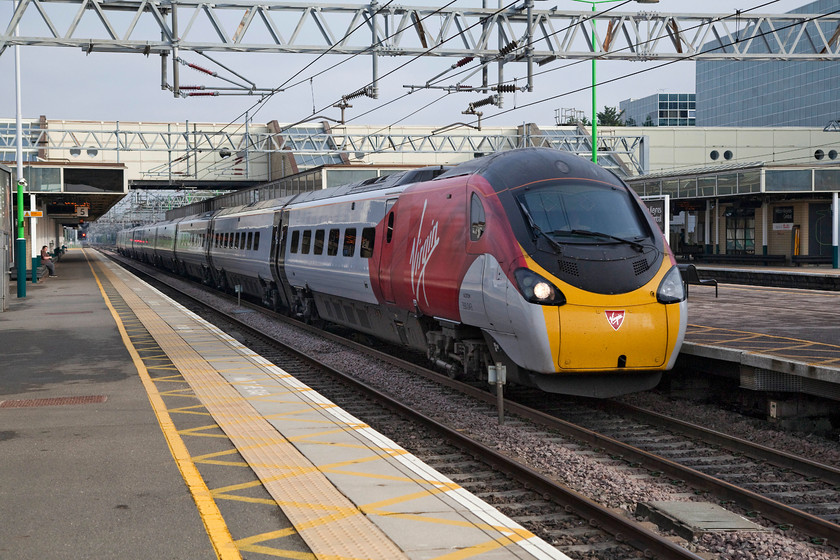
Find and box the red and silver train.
[117,148,686,397]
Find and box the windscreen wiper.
[560,229,646,252]
[517,202,565,253]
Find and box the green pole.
[591,3,597,164]
[16,179,26,297]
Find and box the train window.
[328,229,340,256]
[314,229,325,255]
[234,232,240,249]
[386,212,395,243]
[290,230,300,253]
[470,193,486,241]
[247,232,253,250]
[360,227,375,258]
[253,232,260,251]
[301,230,312,254]
[240,232,246,250]
[343,228,357,257]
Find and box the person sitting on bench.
[40,245,57,277]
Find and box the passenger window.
[247,232,253,250]
[240,233,247,250]
[343,228,357,257]
[301,230,312,254]
[253,232,259,251]
[386,212,395,243]
[290,230,300,253]
[235,232,240,248]
[470,193,486,241]
[360,227,375,258]
[328,229,340,256]
[314,229,325,255]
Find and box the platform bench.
[677,263,718,298]
[791,254,832,266]
[9,264,48,282]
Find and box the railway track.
[525,397,840,541]
[104,249,839,558]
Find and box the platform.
[0,248,568,560]
[680,264,840,402]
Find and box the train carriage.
[151,217,183,273]
[132,223,157,264]
[175,211,217,283]
[206,203,277,301]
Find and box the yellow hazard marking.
[83,250,241,560]
[236,530,316,559]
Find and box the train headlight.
[514,268,566,306]
[656,266,686,304]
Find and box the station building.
[2,117,839,285]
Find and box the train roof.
[437,147,625,192]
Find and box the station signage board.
[641,195,670,233]
[773,206,794,230]
[23,210,43,218]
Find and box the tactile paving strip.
[97,261,409,560]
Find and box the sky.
[0,0,814,129]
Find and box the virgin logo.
[409,200,440,306]
[605,310,625,331]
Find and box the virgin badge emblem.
[605,310,625,331]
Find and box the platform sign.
[23,210,43,218]
[773,206,794,231]
[641,195,670,234]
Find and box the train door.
[269,208,294,310]
[205,218,216,280]
[377,198,399,303]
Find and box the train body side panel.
[378,178,474,321]
[283,196,386,305]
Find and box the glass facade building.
[696,0,840,127]
[619,93,696,127]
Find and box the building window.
[725,211,755,254]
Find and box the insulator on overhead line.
[186,92,219,96]
[455,56,474,67]
[469,95,496,110]
[187,62,217,76]
[537,55,557,66]
[180,86,206,90]
[496,84,517,93]
[498,40,518,56]
[344,86,373,100]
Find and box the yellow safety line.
[83,250,241,560]
[93,252,410,560]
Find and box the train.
[117,147,686,397]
